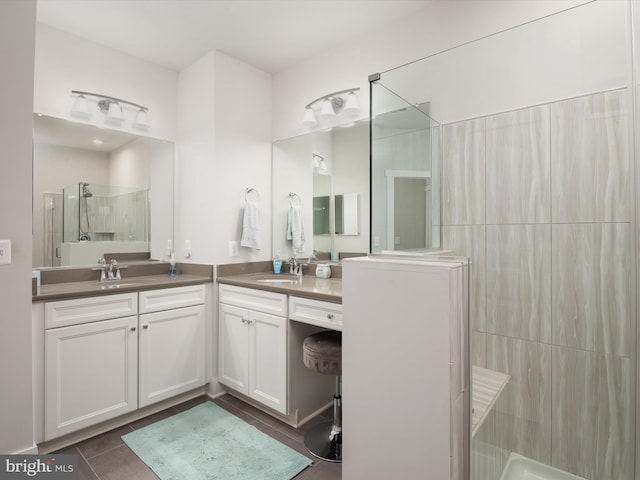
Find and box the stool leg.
[304,375,342,462]
[330,376,342,440]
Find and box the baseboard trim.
[13,443,39,455]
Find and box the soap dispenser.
[273,250,283,274]
[168,253,178,277]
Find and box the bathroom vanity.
[32,263,213,451]
[216,262,341,427]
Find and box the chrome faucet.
[108,259,117,280]
[307,249,319,264]
[92,257,127,281]
[288,257,303,276]
[92,257,107,281]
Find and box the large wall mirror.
[33,114,174,268]
[272,120,369,261]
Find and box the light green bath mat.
[122,402,312,480]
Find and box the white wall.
[0,0,36,455]
[332,124,369,253]
[175,50,272,265]
[110,138,151,189]
[34,24,178,142]
[378,0,627,125]
[272,0,590,141]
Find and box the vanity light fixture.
[303,87,360,128]
[70,90,150,130]
[313,153,328,173]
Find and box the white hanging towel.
[240,201,262,249]
[287,204,305,249]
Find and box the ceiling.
[36,0,433,74]
[33,114,140,152]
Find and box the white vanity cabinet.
[41,284,208,441]
[218,284,287,414]
[44,293,139,440]
[138,285,206,408]
[288,296,343,331]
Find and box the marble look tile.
[486,225,551,342]
[451,392,469,480]
[486,335,551,465]
[442,118,486,225]
[442,225,486,333]
[551,223,631,356]
[449,262,468,398]
[551,346,632,480]
[551,89,629,223]
[486,105,550,224]
[471,331,486,368]
[470,409,509,480]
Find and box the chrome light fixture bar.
[303,87,360,128]
[71,90,150,129]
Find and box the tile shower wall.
[442,89,632,480]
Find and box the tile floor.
[55,394,341,480]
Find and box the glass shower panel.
[61,183,150,244]
[370,2,635,480]
[370,81,441,253]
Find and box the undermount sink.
[97,277,160,289]
[253,274,299,284]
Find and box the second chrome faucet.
[93,257,128,281]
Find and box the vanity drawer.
[139,284,206,314]
[289,296,342,331]
[219,284,287,317]
[45,293,138,329]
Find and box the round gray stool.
[302,330,342,463]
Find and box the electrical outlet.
[0,239,11,265]
[228,241,239,257]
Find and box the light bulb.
[319,98,336,119]
[302,107,317,127]
[343,91,360,116]
[71,94,91,120]
[105,101,124,124]
[133,109,150,129]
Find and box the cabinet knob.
[327,313,334,319]
[130,327,136,332]
[143,324,149,329]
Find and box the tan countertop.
[216,272,342,304]
[33,274,213,302]
[32,263,214,302]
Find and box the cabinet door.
[45,316,138,440]
[249,310,287,414]
[138,305,206,408]
[218,303,249,395]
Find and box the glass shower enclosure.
[61,182,150,244]
[37,182,151,267]
[370,2,637,479]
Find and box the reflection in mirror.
[313,196,330,235]
[370,95,441,253]
[32,115,174,268]
[334,193,359,236]
[272,121,369,261]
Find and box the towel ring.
[289,192,302,206]
[244,187,260,203]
